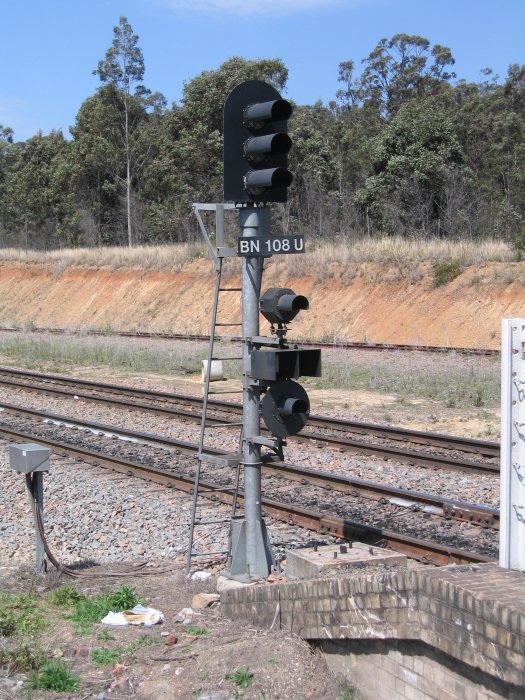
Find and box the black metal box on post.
[251,348,322,382]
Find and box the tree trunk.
[125,94,132,247]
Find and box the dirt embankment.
[0,259,524,349]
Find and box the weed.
[432,261,462,287]
[91,647,121,665]
[29,659,80,692]
[0,641,46,671]
[226,666,254,689]
[48,584,84,608]
[68,585,141,627]
[268,658,279,665]
[186,626,209,636]
[0,593,45,637]
[335,676,363,699]
[473,387,485,407]
[97,628,115,641]
[122,637,161,654]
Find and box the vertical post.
[25,473,47,573]
[500,318,525,571]
[226,206,274,580]
[241,206,263,577]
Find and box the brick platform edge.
[220,563,525,700]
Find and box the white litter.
[101,604,163,626]
[190,571,212,581]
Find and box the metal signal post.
[229,206,274,579]
[220,80,320,581]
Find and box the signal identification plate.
[237,235,305,256]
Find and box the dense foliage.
[0,20,524,250]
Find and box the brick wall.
[220,563,525,699]
[320,639,519,700]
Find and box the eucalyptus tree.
[0,125,14,244]
[94,16,155,246]
[68,85,125,245]
[356,34,456,117]
[1,131,71,249]
[451,65,525,240]
[288,101,341,237]
[354,98,470,237]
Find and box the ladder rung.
[219,287,242,292]
[197,452,241,466]
[215,323,242,327]
[209,389,243,394]
[190,550,230,557]
[194,519,231,525]
[206,421,243,428]
[211,356,242,361]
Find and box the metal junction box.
[9,444,51,474]
[251,348,321,381]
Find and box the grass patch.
[311,350,500,410]
[91,636,161,666]
[97,628,115,641]
[432,261,463,286]
[276,237,514,282]
[29,659,80,692]
[0,333,210,376]
[67,585,140,628]
[122,636,162,654]
[0,593,45,637]
[336,678,362,700]
[185,626,209,636]
[0,238,514,275]
[91,647,121,665]
[225,665,253,689]
[0,641,47,671]
[48,584,84,608]
[50,585,142,634]
[0,242,209,273]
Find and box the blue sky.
[1,0,522,142]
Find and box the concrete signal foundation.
[285,542,407,579]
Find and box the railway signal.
[252,287,321,438]
[223,80,293,203]
[191,81,317,581]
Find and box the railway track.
[0,326,499,356]
[0,401,499,531]
[0,417,495,566]
[0,367,500,474]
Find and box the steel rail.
[0,367,500,472]
[0,327,499,355]
[0,366,499,455]
[0,401,499,530]
[0,422,494,566]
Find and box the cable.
[27,473,177,579]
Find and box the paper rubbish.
[101,604,164,626]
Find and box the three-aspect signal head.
[224,80,293,203]
[260,287,308,325]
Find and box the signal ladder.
[185,203,244,574]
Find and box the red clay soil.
[0,259,524,349]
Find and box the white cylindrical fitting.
[201,359,223,382]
